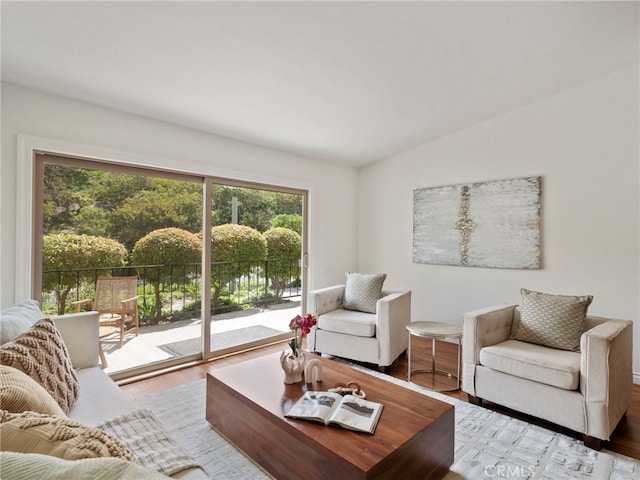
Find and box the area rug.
[136,364,640,480]
[158,325,284,357]
[136,380,269,480]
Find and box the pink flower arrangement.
[288,313,317,353]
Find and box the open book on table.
[285,391,383,434]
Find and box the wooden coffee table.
[206,351,454,480]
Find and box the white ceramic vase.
[280,348,305,384]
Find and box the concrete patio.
[100,302,300,374]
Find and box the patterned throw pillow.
[0,318,79,413]
[0,365,66,416]
[0,410,134,461]
[514,288,593,351]
[342,272,387,314]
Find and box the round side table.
[406,321,462,392]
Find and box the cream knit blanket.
[98,408,202,477]
[0,451,171,479]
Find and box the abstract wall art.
[413,176,542,269]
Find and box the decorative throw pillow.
[0,318,79,413]
[342,272,387,314]
[514,288,593,351]
[0,365,66,416]
[0,300,43,345]
[0,410,135,461]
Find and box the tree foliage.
[42,234,128,314]
[91,172,153,212]
[209,224,267,306]
[270,214,302,235]
[43,165,101,234]
[132,228,202,318]
[263,228,301,300]
[43,165,302,245]
[109,179,202,251]
[211,186,302,231]
[211,224,267,262]
[42,164,304,315]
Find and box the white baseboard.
[634,372,640,385]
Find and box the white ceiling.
[2,1,638,167]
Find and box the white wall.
[357,65,640,377]
[0,82,359,307]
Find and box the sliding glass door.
[35,154,204,377]
[34,153,307,378]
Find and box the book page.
[328,395,384,434]
[285,391,343,423]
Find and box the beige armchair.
[307,285,411,372]
[462,304,633,450]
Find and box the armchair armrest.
[462,304,517,395]
[52,311,100,369]
[71,298,94,313]
[581,318,633,440]
[120,297,138,312]
[376,290,412,366]
[308,285,345,316]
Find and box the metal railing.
[42,257,302,322]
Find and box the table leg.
[431,337,436,372]
[99,342,108,369]
[407,332,412,381]
[456,338,461,389]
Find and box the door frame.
[16,134,312,376]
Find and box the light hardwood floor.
[120,337,640,460]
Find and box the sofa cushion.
[514,288,593,351]
[0,318,79,413]
[0,365,66,416]
[317,309,376,337]
[342,272,386,314]
[0,300,43,345]
[480,339,580,390]
[68,367,138,426]
[0,410,134,462]
[0,452,172,480]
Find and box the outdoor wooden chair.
[73,276,139,347]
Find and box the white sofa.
[307,285,411,372]
[1,301,207,479]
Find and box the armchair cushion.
[317,309,376,337]
[514,288,593,351]
[342,272,386,313]
[479,339,580,390]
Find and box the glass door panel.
[36,155,204,377]
[205,183,304,357]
